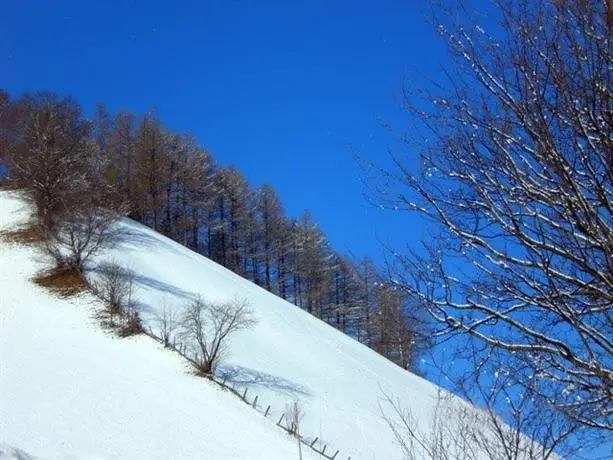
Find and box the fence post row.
[147,330,352,460]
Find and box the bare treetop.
[366,0,612,430]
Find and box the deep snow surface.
[0,191,443,459]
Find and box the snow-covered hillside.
[1,190,444,459]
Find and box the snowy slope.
[1,190,444,459]
[0,192,321,460]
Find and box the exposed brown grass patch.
[1,224,47,245]
[95,308,144,338]
[117,312,145,337]
[193,368,215,379]
[0,179,25,191]
[33,267,88,297]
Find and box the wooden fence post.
[190,366,347,460]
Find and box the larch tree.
[107,111,137,214]
[256,183,285,292]
[327,254,359,333]
[207,168,228,266]
[135,112,164,230]
[0,89,16,173]
[354,257,380,346]
[176,135,214,250]
[92,102,111,155]
[274,216,293,300]
[294,211,332,318]
[159,132,182,238]
[219,165,252,274]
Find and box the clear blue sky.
[1,0,449,262]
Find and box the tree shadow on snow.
[0,443,39,460]
[114,223,195,259]
[217,364,311,397]
[130,273,197,302]
[86,264,196,316]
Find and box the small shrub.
[117,310,144,337]
[285,401,304,460]
[155,302,178,348]
[91,261,143,337]
[284,401,305,437]
[91,262,134,314]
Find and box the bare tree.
[89,260,142,335]
[275,217,293,300]
[155,301,179,348]
[366,0,612,428]
[222,166,252,274]
[44,197,125,273]
[289,211,332,317]
[180,297,257,376]
[285,400,305,460]
[92,102,111,154]
[135,111,164,229]
[3,92,126,273]
[8,92,93,227]
[0,89,16,176]
[326,254,357,333]
[380,379,589,460]
[91,261,134,315]
[173,135,214,249]
[371,283,427,372]
[255,183,285,291]
[107,111,137,213]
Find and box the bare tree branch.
[365,0,613,429]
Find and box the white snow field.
[0,190,444,459]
